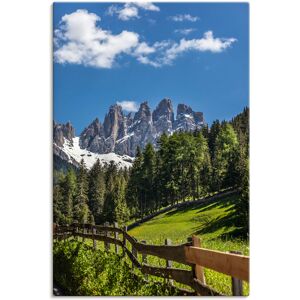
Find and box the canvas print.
[53,2,249,296]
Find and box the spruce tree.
[61,169,76,224]
[126,146,143,218]
[53,185,64,224]
[141,143,156,214]
[73,159,92,224]
[212,123,239,190]
[88,159,106,224]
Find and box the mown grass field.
[129,193,249,295]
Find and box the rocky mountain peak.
[53,121,75,147]
[177,103,193,116]
[103,104,124,139]
[55,98,205,161]
[134,101,151,123]
[152,98,174,136]
[153,98,174,122]
[80,118,104,150]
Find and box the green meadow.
[129,193,249,295]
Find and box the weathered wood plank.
[95,225,124,235]
[124,247,141,268]
[141,264,194,287]
[230,250,243,296]
[92,227,97,250]
[113,222,119,254]
[134,242,192,266]
[165,238,173,285]
[104,222,110,251]
[74,232,123,247]
[185,246,249,282]
[192,236,206,285]
[123,231,138,246]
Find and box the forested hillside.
[53,107,249,235]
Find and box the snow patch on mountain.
[61,137,134,169]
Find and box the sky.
[53,2,249,135]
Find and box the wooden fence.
[53,223,249,296]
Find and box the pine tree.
[60,169,76,224]
[53,185,64,224]
[141,143,156,214]
[114,174,130,225]
[212,123,239,190]
[73,159,92,223]
[126,146,144,218]
[88,159,106,224]
[103,161,118,222]
[208,120,221,160]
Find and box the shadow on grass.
[193,210,248,240]
[163,193,248,239]
[165,194,238,217]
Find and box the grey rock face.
[54,98,204,158]
[174,104,204,132]
[153,98,174,136]
[53,121,75,147]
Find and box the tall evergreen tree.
[141,143,156,214]
[88,159,106,224]
[212,123,239,190]
[60,169,77,224]
[73,159,92,224]
[126,146,144,218]
[53,185,64,224]
[114,174,130,225]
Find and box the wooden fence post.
[132,244,137,269]
[230,251,243,296]
[165,238,173,285]
[192,235,206,285]
[62,226,66,243]
[75,224,79,241]
[114,222,119,254]
[83,224,86,243]
[92,226,97,250]
[123,226,127,256]
[104,222,110,251]
[141,240,148,280]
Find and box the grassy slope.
[129,193,249,295]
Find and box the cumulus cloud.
[138,31,237,67]
[174,28,196,35]
[107,4,139,21]
[107,2,159,21]
[170,14,199,22]
[54,10,236,69]
[162,31,237,64]
[54,9,139,68]
[117,101,139,112]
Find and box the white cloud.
[107,2,159,21]
[54,9,140,68]
[175,28,196,35]
[117,101,139,112]
[133,2,160,11]
[139,31,237,67]
[54,10,236,69]
[170,14,199,22]
[118,4,139,21]
[162,31,237,64]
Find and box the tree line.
[53,107,249,231]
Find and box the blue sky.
[53,2,249,135]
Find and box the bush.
[53,240,178,296]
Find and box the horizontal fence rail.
[53,223,249,296]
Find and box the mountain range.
[53,98,204,169]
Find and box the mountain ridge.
[53,98,205,169]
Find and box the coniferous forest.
[53,107,249,234]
